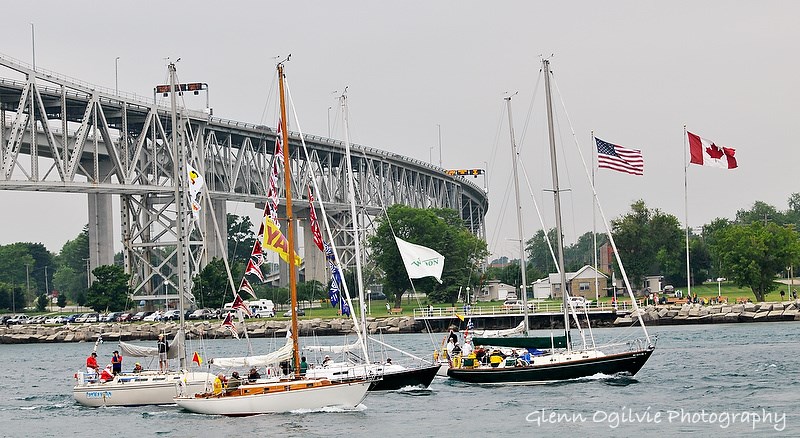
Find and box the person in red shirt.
[111,351,123,375]
[86,352,99,376]
[99,365,114,383]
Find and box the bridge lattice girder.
[0,54,487,303]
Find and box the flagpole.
[591,131,598,304]
[683,124,692,299]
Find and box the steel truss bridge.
[0,54,488,305]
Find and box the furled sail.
[208,338,294,368]
[303,340,361,354]
[118,333,184,360]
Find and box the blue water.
[1,323,798,437]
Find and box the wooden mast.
[277,62,301,377]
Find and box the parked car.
[161,310,181,321]
[44,315,68,324]
[253,308,275,318]
[8,314,30,324]
[66,313,81,323]
[100,312,122,322]
[567,296,590,307]
[188,308,216,320]
[131,311,152,321]
[117,312,133,322]
[75,313,100,323]
[282,308,305,317]
[26,315,48,324]
[143,311,163,322]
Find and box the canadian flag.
[688,132,738,169]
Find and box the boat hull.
[369,364,440,390]
[446,348,654,384]
[73,371,215,407]
[174,379,370,416]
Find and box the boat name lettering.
[86,391,112,399]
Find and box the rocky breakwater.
[0,316,424,344]
[613,301,800,326]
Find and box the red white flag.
[239,277,257,300]
[688,132,738,169]
[221,312,239,339]
[245,258,264,282]
[231,293,253,317]
[307,186,325,253]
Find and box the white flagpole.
[591,131,599,304]
[683,125,692,299]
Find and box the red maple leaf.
[705,143,725,159]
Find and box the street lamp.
[716,277,724,297]
[327,106,332,137]
[367,289,371,316]
[115,56,120,96]
[429,146,434,164]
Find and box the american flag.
[595,138,644,176]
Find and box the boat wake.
[394,386,434,396]
[290,403,368,414]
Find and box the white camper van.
[223,299,275,317]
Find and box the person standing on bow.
[157,334,169,372]
[111,350,123,375]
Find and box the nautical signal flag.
[192,351,203,366]
[595,138,644,176]
[687,131,738,169]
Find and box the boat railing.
[413,300,643,319]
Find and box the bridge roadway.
[0,53,488,304]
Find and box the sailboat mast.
[169,62,188,370]
[277,63,301,377]
[341,93,370,363]
[542,59,571,349]
[504,95,530,334]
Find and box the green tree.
[611,200,687,289]
[85,265,131,312]
[369,205,488,306]
[191,257,232,310]
[36,294,48,312]
[228,214,257,265]
[296,280,324,307]
[735,201,786,226]
[56,293,67,309]
[0,244,35,290]
[710,222,800,301]
[55,227,90,303]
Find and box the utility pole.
[115,57,120,96]
[25,264,30,301]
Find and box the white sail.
[118,333,184,360]
[303,341,361,354]
[209,338,294,368]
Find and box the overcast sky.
[1,1,798,260]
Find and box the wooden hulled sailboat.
[447,59,655,384]
[173,60,370,415]
[72,62,215,407]
[302,92,439,390]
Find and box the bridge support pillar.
[204,198,227,262]
[87,193,115,275]
[278,219,300,288]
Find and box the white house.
[536,265,608,300]
[480,280,518,302]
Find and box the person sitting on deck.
[451,341,462,356]
[212,373,225,395]
[132,362,143,373]
[99,365,114,383]
[322,355,332,367]
[488,350,506,368]
[226,371,241,393]
[248,367,261,382]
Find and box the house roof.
[543,265,608,285]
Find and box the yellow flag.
[263,217,303,266]
[455,313,465,321]
[192,351,203,366]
